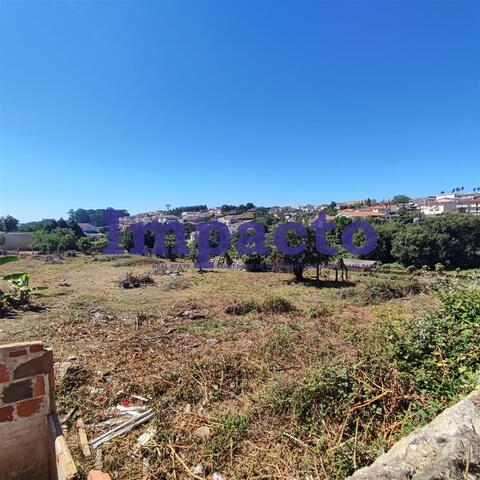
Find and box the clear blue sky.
[1,0,479,222]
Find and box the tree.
[365,221,405,264]
[390,214,480,269]
[67,218,85,238]
[269,224,327,281]
[31,228,77,253]
[145,230,155,250]
[77,236,92,254]
[120,229,134,250]
[325,201,338,216]
[0,215,19,232]
[57,217,68,229]
[391,195,411,204]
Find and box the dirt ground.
[0,254,435,479]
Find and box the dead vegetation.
[118,272,155,289]
[0,254,449,479]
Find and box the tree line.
[365,213,480,269]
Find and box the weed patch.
[225,299,259,315]
[260,295,296,313]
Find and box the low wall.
[0,342,77,480]
[1,232,33,250]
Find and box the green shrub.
[76,237,92,254]
[260,295,296,313]
[208,414,249,459]
[380,262,404,270]
[356,278,423,305]
[242,253,267,272]
[225,299,259,315]
[259,282,480,478]
[305,303,330,318]
[32,228,77,253]
[386,284,480,397]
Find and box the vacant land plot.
[0,254,477,479]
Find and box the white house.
[420,201,456,216]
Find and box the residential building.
[78,223,100,234]
[420,201,457,216]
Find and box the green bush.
[305,303,330,318]
[260,282,480,478]
[32,228,77,253]
[390,214,480,269]
[242,253,267,272]
[76,237,92,254]
[208,414,249,459]
[386,284,480,397]
[356,278,423,305]
[260,295,296,313]
[225,299,259,315]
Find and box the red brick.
[13,350,53,380]
[29,343,44,353]
[16,397,43,417]
[34,375,45,396]
[9,349,28,357]
[88,470,112,480]
[0,363,9,383]
[0,405,14,422]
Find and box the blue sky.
[1,0,479,222]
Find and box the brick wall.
[0,341,56,479]
[0,341,54,421]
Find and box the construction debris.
[77,419,92,457]
[136,426,157,447]
[87,470,112,480]
[212,473,226,480]
[95,449,103,470]
[115,404,149,417]
[90,409,155,449]
[132,394,150,403]
[60,407,76,424]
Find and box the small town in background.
[1,187,479,260]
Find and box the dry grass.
[0,254,435,479]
